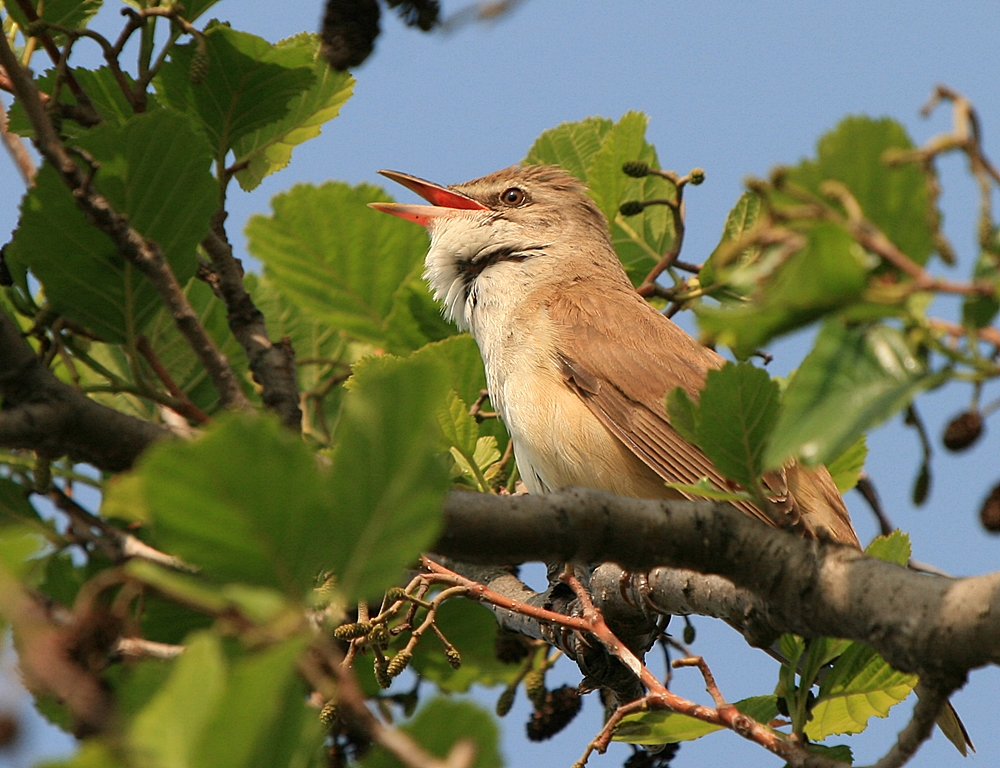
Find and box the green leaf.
[359,698,502,768]
[696,362,780,487]
[155,25,315,162]
[614,696,779,745]
[5,0,102,45]
[805,642,916,739]
[962,229,1000,328]
[410,599,521,692]
[807,744,854,764]
[865,530,911,566]
[246,182,428,344]
[128,631,227,768]
[697,222,870,357]
[662,478,751,502]
[8,110,215,343]
[523,116,614,180]
[335,353,451,597]
[765,321,931,468]
[700,191,763,296]
[524,112,676,285]
[787,116,935,267]
[140,414,337,595]
[38,740,129,768]
[193,636,320,768]
[383,269,459,354]
[665,386,699,443]
[826,435,868,493]
[233,34,354,190]
[437,390,479,456]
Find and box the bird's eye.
[500,187,526,206]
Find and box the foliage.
[0,4,998,768]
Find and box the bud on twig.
[496,686,516,717]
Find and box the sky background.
[2,1,1000,767]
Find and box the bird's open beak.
[368,170,488,227]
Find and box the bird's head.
[370,165,617,330]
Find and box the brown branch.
[435,489,1000,684]
[0,33,252,412]
[636,176,689,298]
[870,682,951,768]
[0,310,167,471]
[200,230,302,430]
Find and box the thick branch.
[436,488,1000,685]
[0,310,167,471]
[201,230,302,429]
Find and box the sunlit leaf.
[826,435,868,493]
[614,696,779,745]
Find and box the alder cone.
[526,685,582,741]
[980,482,1000,532]
[943,410,984,452]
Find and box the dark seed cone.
[622,161,651,178]
[385,0,440,30]
[622,743,680,768]
[619,201,645,217]
[494,628,532,664]
[525,685,582,741]
[980,482,1000,533]
[943,410,984,452]
[321,0,381,70]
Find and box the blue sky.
[2,2,1000,766]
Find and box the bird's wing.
[548,282,859,545]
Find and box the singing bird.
[371,164,973,752]
[371,164,859,546]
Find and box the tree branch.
[435,488,1000,685]
[0,310,167,471]
[201,230,303,430]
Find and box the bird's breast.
[470,305,668,498]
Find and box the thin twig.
[855,473,895,538]
[136,336,211,424]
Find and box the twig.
[0,33,252,412]
[468,389,497,421]
[855,473,895,538]
[636,170,698,298]
[302,641,476,768]
[48,486,196,572]
[115,637,185,659]
[136,336,211,424]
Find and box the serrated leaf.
[665,386,699,443]
[807,744,854,764]
[246,182,428,344]
[233,35,354,190]
[826,435,868,493]
[696,362,780,487]
[383,268,459,354]
[359,698,501,768]
[864,530,911,566]
[334,353,451,598]
[662,478,750,502]
[8,110,215,343]
[5,0,102,45]
[155,26,316,162]
[765,321,932,468]
[697,222,870,357]
[437,390,479,455]
[410,600,520,693]
[700,191,763,297]
[805,642,916,740]
[614,696,779,745]
[523,116,614,180]
[524,112,676,285]
[788,116,935,267]
[142,352,449,600]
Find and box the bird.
[370,163,973,753]
[370,164,859,546]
